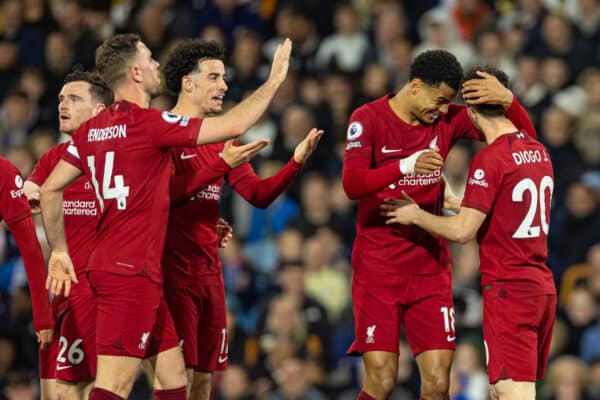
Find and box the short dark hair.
[95,33,141,88]
[64,70,114,106]
[463,66,509,117]
[409,50,463,92]
[162,39,225,95]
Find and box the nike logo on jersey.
[180,152,197,160]
[218,355,228,363]
[447,335,456,342]
[381,146,403,154]
[56,364,73,370]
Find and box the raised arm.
[170,139,269,205]
[196,39,292,145]
[230,129,322,208]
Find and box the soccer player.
[383,67,555,400]
[0,157,54,393]
[28,71,264,400]
[26,71,112,400]
[342,51,536,400]
[156,39,323,399]
[39,33,292,400]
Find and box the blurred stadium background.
[0,0,598,399]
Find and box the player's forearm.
[413,209,468,243]
[197,80,280,145]
[10,216,54,330]
[40,187,68,253]
[170,158,231,205]
[342,160,403,199]
[234,157,302,208]
[504,96,537,139]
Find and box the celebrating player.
[383,67,555,400]
[155,39,322,399]
[26,71,112,400]
[343,50,536,400]
[39,33,292,400]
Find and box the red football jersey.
[163,143,301,286]
[163,143,227,286]
[461,131,555,293]
[344,96,482,280]
[0,157,30,225]
[63,101,201,283]
[29,142,98,295]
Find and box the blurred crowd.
[0,0,599,399]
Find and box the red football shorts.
[348,271,456,357]
[164,283,228,372]
[483,284,556,383]
[87,271,179,359]
[38,284,97,381]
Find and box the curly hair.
[463,66,509,116]
[409,50,463,92]
[64,70,114,106]
[95,33,140,89]
[162,39,224,95]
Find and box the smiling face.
[410,79,456,124]
[58,81,104,134]
[185,58,227,115]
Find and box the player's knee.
[56,381,85,400]
[153,349,187,390]
[190,372,211,400]
[365,365,397,396]
[420,368,450,398]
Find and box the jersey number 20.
[512,176,553,239]
[87,152,130,212]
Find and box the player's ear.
[92,103,106,117]
[410,78,422,96]
[131,64,143,84]
[182,75,193,93]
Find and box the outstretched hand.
[462,70,513,108]
[222,139,270,168]
[293,128,324,163]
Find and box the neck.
[113,82,152,108]
[389,85,421,125]
[171,95,206,118]
[478,116,518,144]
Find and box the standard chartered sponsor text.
[88,125,127,142]
[63,200,97,216]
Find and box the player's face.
[188,59,227,115]
[412,81,456,124]
[134,41,161,97]
[58,81,105,134]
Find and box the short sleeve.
[61,140,84,170]
[144,109,202,148]
[461,150,503,214]
[344,106,375,160]
[0,159,31,224]
[28,151,53,186]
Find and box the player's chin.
[59,122,74,134]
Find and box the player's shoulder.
[0,156,18,174]
[0,157,22,185]
[351,96,388,119]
